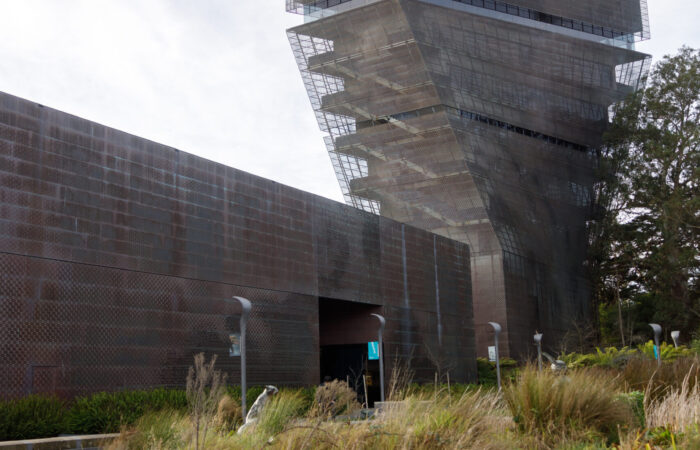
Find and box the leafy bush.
[637,340,694,361]
[503,366,634,443]
[476,357,518,386]
[560,346,637,368]
[0,395,66,441]
[66,388,187,434]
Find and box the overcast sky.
[0,1,698,204]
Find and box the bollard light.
[534,333,543,372]
[488,322,502,391]
[233,296,252,420]
[370,313,386,403]
[649,323,662,367]
[671,330,680,348]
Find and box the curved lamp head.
[649,323,662,338]
[488,322,501,335]
[370,313,386,332]
[534,333,543,344]
[671,330,680,340]
[233,296,252,319]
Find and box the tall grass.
[503,366,634,443]
[621,356,700,399]
[267,389,509,450]
[646,369,700,432]
[106,359,700,449]
[111,410,186,450]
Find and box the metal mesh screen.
[287,0,651,356]
[0,252,318,399]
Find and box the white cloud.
[0,0,343,201]
[0,0,697,205]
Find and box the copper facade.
[0,91,475,398]
[287,0,650,356]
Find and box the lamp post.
[671,330,680,348]
[534,333,543,372]
[370,313,386,403]
[488,322,502,391]
[230,296,252,420]
[649,323,662,367]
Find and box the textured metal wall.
[287,0,650,357]
[0,91,475,398]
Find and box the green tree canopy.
[597,47,699,341]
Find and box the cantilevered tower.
[287,0,650,357]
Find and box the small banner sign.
[229,333,241,357]
[368,341,379,360]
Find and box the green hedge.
[0,388,186,441]
[0,386,316,441]
[0,395,66,441]
[66,388,188,435]
[477,357,519,386]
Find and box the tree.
[596,47,699,341]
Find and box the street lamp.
[228,296,252,420]
[488,322,502,391]
[649,323,662,367]
[370,313,386,403]
[534,333,543,372]
[671,330,680,348]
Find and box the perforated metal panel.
[0,89,476,397]
[288,0,651,356]
[0,252,319,398]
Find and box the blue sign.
[368,341,379,360]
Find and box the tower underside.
[288,0,650,357]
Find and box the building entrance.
[318,298,382,407]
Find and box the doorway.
[318,298,382,407]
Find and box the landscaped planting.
[5,349,700,448]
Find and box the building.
[287,0,651,357]
[0,91,475,399]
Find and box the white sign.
[488,346,496,362]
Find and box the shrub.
[226,385,264,412]
[560,346,637,369]
[310,380,360,418]
[0,395,66,441]
[476,357,518,386]
[213,394,242,432]
[66,389,187,434]
[637,341,694,361]
[503,366,633,443]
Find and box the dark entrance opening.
[319,298,382,407]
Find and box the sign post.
[488,322,502,391]
[649,323,662,367]
[370,313,386,402]
[232,296,252,420]
[534,333,543,372]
